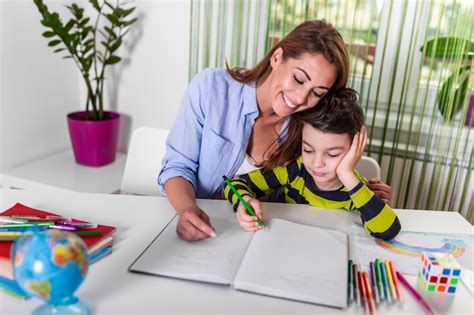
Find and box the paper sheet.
[352,223,474,275]
[129,216,253,285]
[234,219,348,308]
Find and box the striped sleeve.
[222,164,292,212]
[348,181,401,240]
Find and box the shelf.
[0,150,126,194]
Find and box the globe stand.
[32,296,90,315]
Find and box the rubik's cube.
[419,252,461,294]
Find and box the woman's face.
[301,123,351,190]
[268,48,337,118]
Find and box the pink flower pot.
[67,111,120,167]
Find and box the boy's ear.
[270,47,284,68]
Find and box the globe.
[12,229,90,315]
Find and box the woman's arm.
[164,177,216,241]
[158,70,217,241]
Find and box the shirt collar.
[242,82,259,116]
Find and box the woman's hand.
[235,196,264,231]
[336,126,367,189]
[367,179,392,204]
[176,207,216,241]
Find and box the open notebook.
[129,216,348,308]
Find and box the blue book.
[89,246,112,264]
[0,276,29,299]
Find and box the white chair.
[120,127,169,196]
[356,156,381,180]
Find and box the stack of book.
[0,203,116,299]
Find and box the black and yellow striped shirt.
[223,156,401,240]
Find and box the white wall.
[0,0,79,171]
[0,0,190,171]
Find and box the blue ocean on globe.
[12,229,89,306]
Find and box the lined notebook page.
[233,219,348,308]
[130,216,253,285]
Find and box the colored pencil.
[358,271,370,315]
[222,175,264,227]
[0,222,54,229]
[363,271,376,315]
[0,216,27,224]
[353,263,361,307]
[74,230,101,236]
[0,231,23,241]
[370,262,380,304]
[389,260,403,302]
[348,260,354,303]
[374,258,384,300]
[48,224,76,231]
[379,261,391,303]
[396,271,435,315]
[385,260,398,301]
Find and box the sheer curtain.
[189,0,474,222]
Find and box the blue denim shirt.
[158,68,261,198]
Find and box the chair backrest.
[120,127,169,196]
[356,156,381,180]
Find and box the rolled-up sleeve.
[158,71,208,194]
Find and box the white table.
[0,150,126,194]
[0,188,472,314]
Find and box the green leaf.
[437,65,472,121]
[104,26,117,39]
[48,39,61,47]
[105,13,120,25]
[122,7,136,17]
[79,17,91,27]
[42,31,56,38]
[122,18,138,27]
[109,38,122,53]
[101,41,110,49]
[105,55,121,65]
[84,39,94,46]
[40,19,52,27]
[64,20,75,33]
[53,47,65,53]
[88,0,100,11]
[104,1,115,11]
[421,37,474,59]
[83,44,94,54]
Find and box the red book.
[0,203,116,280]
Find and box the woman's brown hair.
[262,88,365,170]
[226,19,349,90]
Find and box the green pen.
[375,258,384,300]
[223,175,264,227]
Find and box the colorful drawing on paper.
[375,238,467,258]
[352,226,474,275]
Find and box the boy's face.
[301,124,351,190]
[268,48,337,118]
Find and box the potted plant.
[421,37,473,125]
[33,0,137,166]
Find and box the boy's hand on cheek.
[235,196,264,231]
[336,126,367,190]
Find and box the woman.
[159,20,391,241]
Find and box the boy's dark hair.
[262,88,365,170]
[298,87,364,138]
